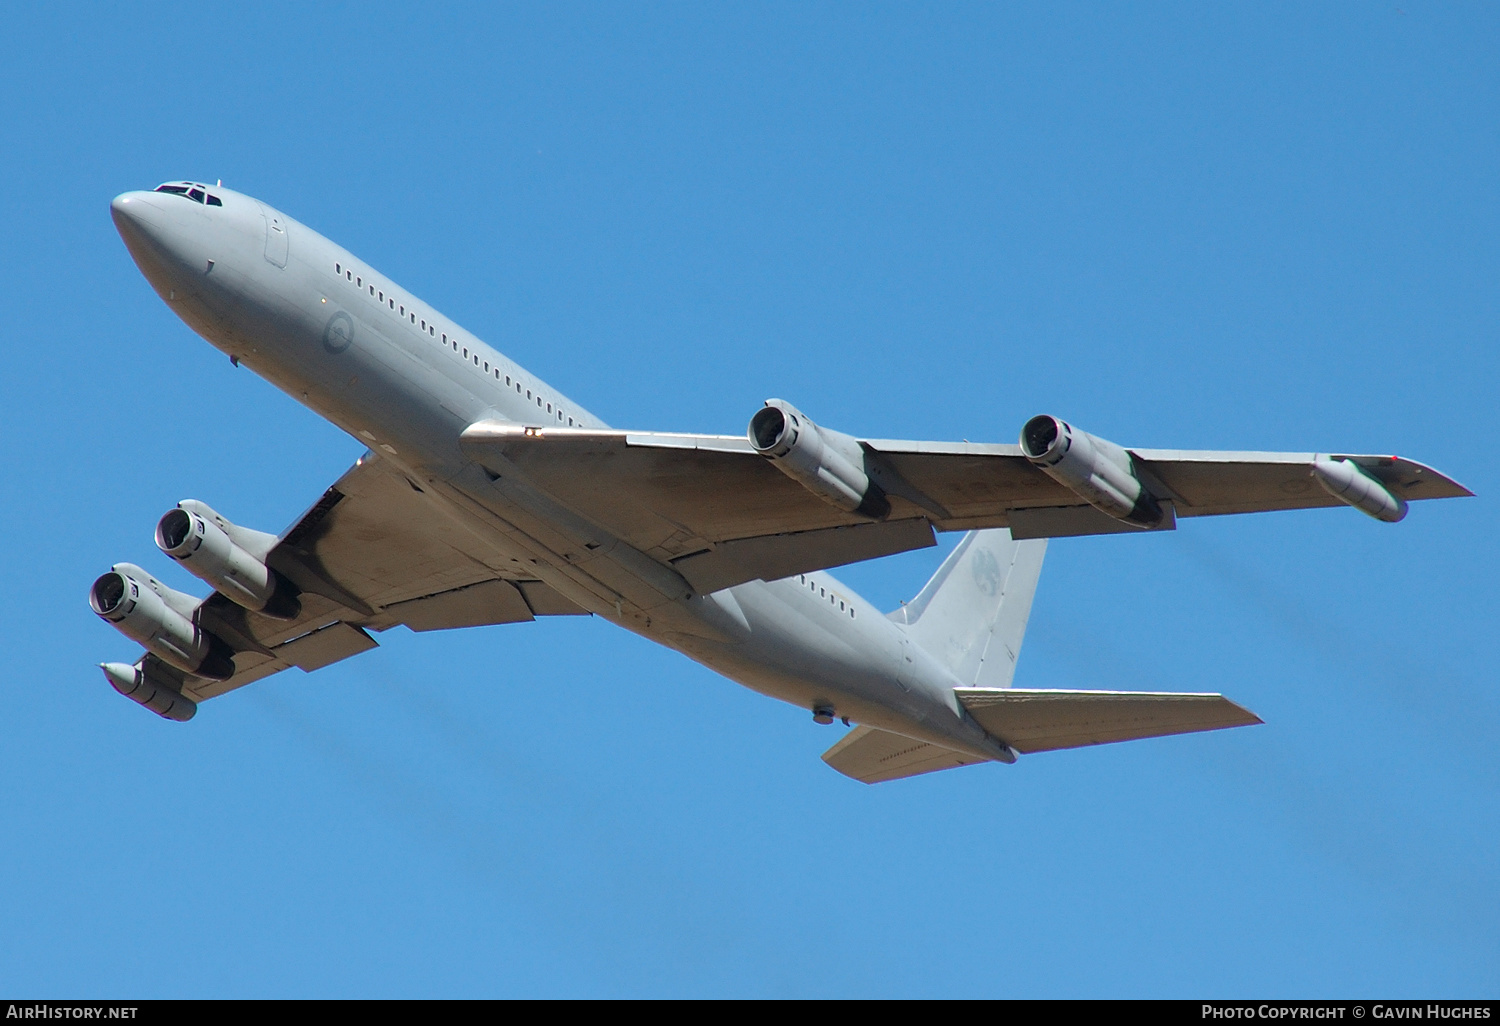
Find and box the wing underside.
[150,453,587,703]
[460,424,1470,587]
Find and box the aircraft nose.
[110,191,163,241]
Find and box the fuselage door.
[896,635,915,693]
[262,211,289,268]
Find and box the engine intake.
[89,564,234,680]
[749,400,890,518]
[156,502,299,619]
[1020,415,1164,528]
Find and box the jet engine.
[89,564,235,680]
[748,399,890,518]
[100,661,198,721]
[155,502,299,619]
[1019,415,1165,529]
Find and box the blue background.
[0,2,1495,997]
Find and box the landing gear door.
[257,203,289,268]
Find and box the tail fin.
[888,528,1046,689]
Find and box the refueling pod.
[1311,456,1408,523]
[100,661,198,721]
[89,563,234,680]
[748,399,891,518]
[1020,415,1165,529]
[156,501,299,619]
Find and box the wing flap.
[1007,502,1176,540]
[387,579,535,631]
[956,688,1262,754]
[671,518,936,593]
[277,621,378,671]
[821,725,986,784]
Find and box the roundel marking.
[971,546,1002,597]
[322,310,355,354]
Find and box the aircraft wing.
[170,452,587,703]
[460,423,1470,591]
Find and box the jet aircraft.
[92,181,1471,783]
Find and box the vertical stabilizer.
[888,529,1046,689]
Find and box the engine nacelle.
[100,661,198,721]
[748,399,890,518]
[89,563,235,680]
[155,502,299,619]
[1020,415,1164,528]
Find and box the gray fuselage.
[109,184,1010,763]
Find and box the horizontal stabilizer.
[956,688,1261,754]
[821,725,985,784]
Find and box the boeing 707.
[90,181,1471,783]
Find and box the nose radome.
[110,191,162,235]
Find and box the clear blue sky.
[1,2,1495,997]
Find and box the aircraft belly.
[654,578,1001,761]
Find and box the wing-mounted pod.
[100,660,198,721]
[1020,415,1166,529]
[748,399,891,518]
[1311,455,1408,523]
[155,501,300,619]
[89,563,235,680]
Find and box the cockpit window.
[153,182,219,205]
